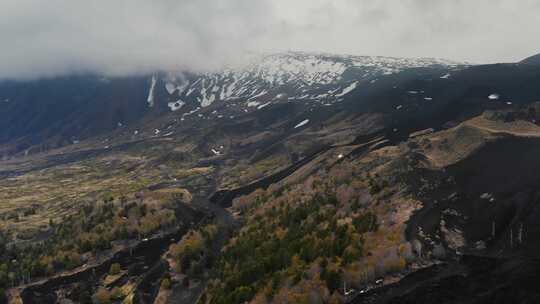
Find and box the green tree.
[322,269,341,292]
[0,288,6,304]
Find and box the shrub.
[94,287,111,304]
[109,263,121,275]
[161,278,171,290]
[321,269,341,292]
[353,212,378,233]
[110,287,124,300]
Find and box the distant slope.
[0,75,156,154]
[520,52,540,65]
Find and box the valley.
[1,52,540,304]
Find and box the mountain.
[159,52,462,109]
[0,52,464,156]
[4,52,540,303]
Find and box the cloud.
[1,0,539,79]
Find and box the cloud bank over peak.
[1,0,539,80]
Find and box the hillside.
[0,52,464,157]
[2,53,540,303]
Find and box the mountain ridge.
[520,52,540,65]
[0,52,466,156]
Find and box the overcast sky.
[1,0,539,79]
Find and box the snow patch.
[247,101,260,107]
[168,100,185,111]
[294,119,310,129]
[488,94,500,100]
[257,102,271,110]
[147,75,157,107]
[165,82,176,95]
[336,82,358,97]
[200,94,216,107]
[248,90,268,100]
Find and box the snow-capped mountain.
[0,52,466,155]
[154,52,465,112]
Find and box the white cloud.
[0,0,539,79]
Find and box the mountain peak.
[159,52,466,111]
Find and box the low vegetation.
[206,152,421,304]
[168,224,219,278]
[0,191,186,296]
